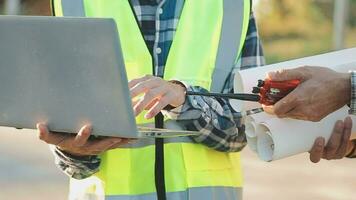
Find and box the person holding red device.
[264,66,356,162]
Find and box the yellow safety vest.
[52,0,250,199]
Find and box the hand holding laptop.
[37,123,133,156]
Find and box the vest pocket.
[181,143,233,171]
[180,143,241,188]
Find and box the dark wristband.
[346,139,356,158]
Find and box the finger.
[133,86,168,116]
[335,117,353,158]
[145,94,173,119]
[37,123,67,144]
[280,107,315,121]
[37,123,50,142]
[309,137,325,163]
[264,106,303,119]
[128,75,152,88]
[73,125,92,147]
[343,116,353,133]
[262,105,275,115]
[272,92,299,117]
[130,77,162,98]
[267,68,305,81]
[144,99,159,110]
[131,99,139,107]
[131,100,139,113]
[324,120,344,160]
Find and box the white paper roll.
[232,48,356,161]
[245,112,275,137]
[245,112,274,152]
[256,107,356,161]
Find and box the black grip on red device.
[253,79,300,106]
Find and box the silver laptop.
[0,15,199,138]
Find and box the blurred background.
[0,0,355,200]
[255,0,356,63]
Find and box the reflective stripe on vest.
[211,0,250,92]
[70,186,243,200]
[53,0,249,199]
[61,0,85,16]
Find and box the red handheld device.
[253,79,300,106]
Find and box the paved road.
[0,128,68,200]
[0,127,355,200]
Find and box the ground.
[0,127,355,200]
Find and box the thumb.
[267,68,305,81]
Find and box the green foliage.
[350,0,356,26]
[256,0,331,40]
[255,0,356,64]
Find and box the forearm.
[163,86,247,152]
[161,13,264,152]
[50,145,101,179]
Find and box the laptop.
[0,15,199,138]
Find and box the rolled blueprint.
[245,112,274,152]
[232,48,356,161]
[255,107,356,161]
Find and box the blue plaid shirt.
[350,71,356,115]
[53,0,266,179]
[347,71,356,158]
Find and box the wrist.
[169,80,187,92]
[57,146,94,157]
[168,80,187,108]
[339,72,351,106]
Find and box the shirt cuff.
[349,71,356,115]
[53,146,98,162]
[51,145,100,179]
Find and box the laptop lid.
[0,15,200,138]
[0,15,140,137]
